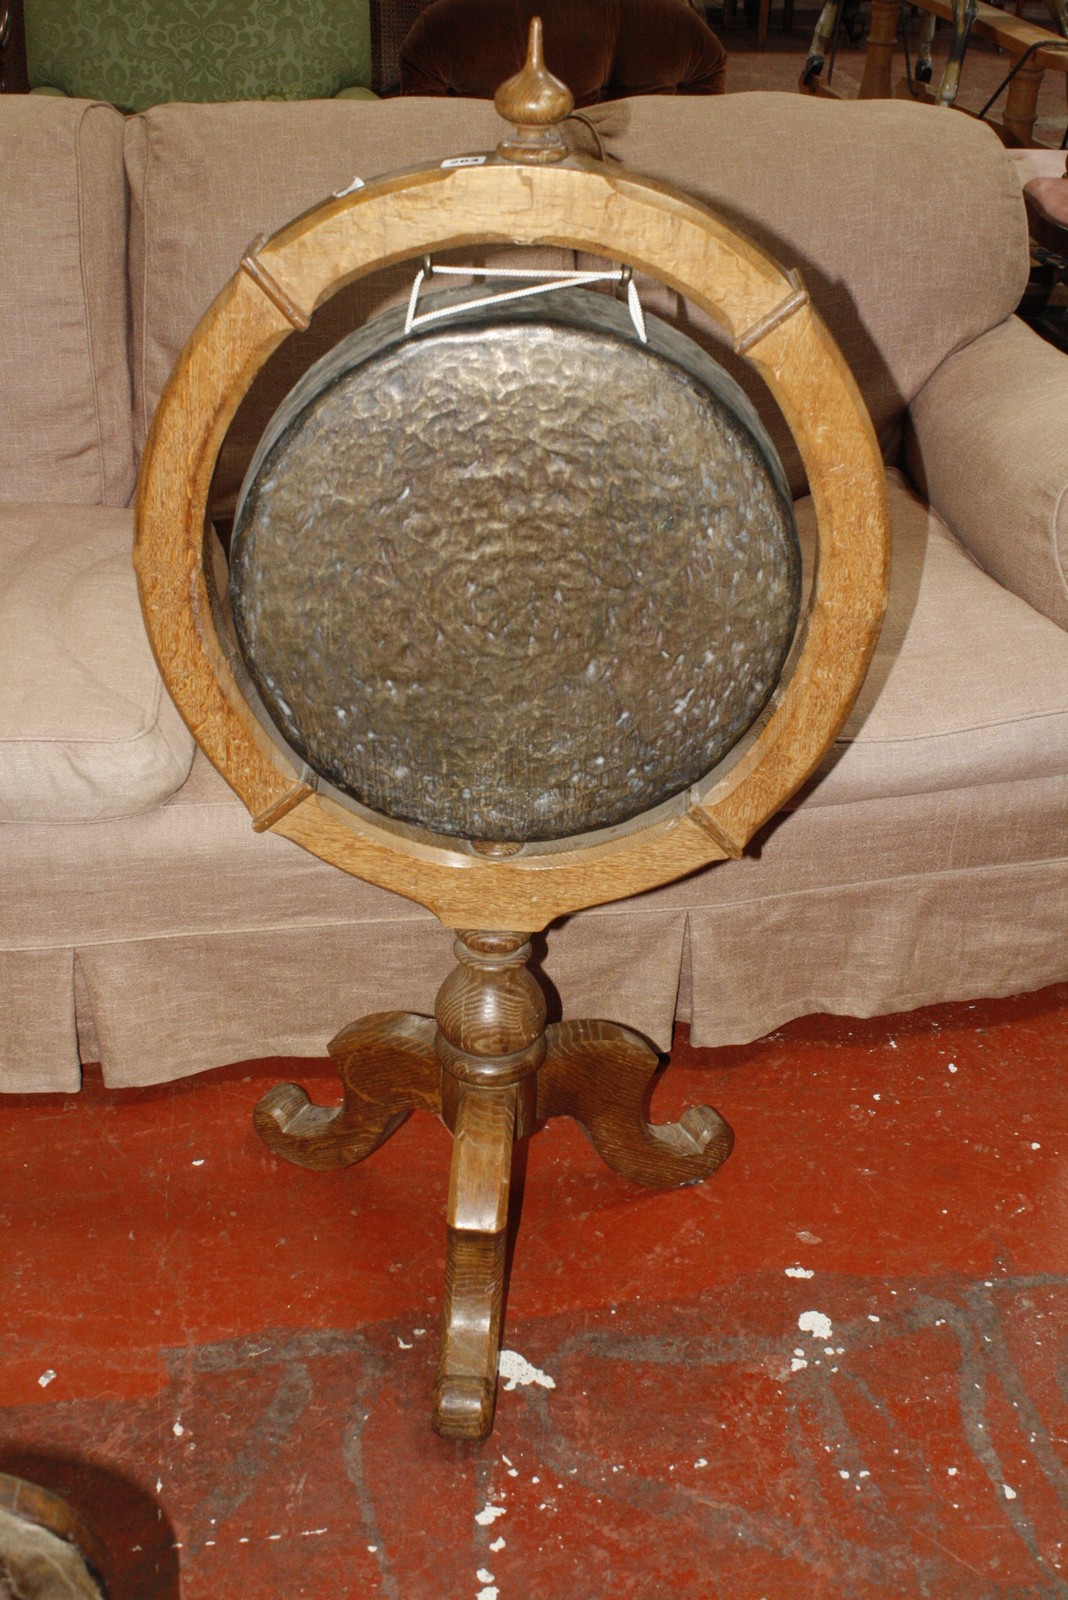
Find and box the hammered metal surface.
[230,289,800,841]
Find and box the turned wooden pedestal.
[253,930,732,1439]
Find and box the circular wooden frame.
[135,155,890,931]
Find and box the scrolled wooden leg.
[431,930,545,1440]
[537,1019,733,1189]
[253,1010,439,1170]
[434,1082,516,1439]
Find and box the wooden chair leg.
[1003,58,1045,145]
[859,0,900,98]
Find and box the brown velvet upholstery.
[399,0,727,104]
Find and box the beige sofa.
[2,90,1066,1094]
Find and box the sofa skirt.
[2,761,1065,1091]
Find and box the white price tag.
[440,155,487,169]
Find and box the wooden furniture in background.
[0,0,28,93]
[399,0,727,100]
[371,0,435,92]
[135,22,889,1438]
[811,0,1068,145]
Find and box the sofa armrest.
[905,314,1068,632]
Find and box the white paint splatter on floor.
[798,1310,833,1340]
[498,1350,556,1390]
[475,1505,507,1527]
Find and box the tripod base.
[253,931,732,1440]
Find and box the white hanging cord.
[403,261,648,343]
[626,275,647,345]
[404,266,427,334]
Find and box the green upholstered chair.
[14,0,376,112]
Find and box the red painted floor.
[0,982,1065,1599]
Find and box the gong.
[228,287,801,843]
[134,23,890,1441]
[134,130,888,929]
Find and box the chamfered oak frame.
[134,152,890,934]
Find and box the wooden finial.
[494,16,574,164]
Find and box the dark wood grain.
[432,932,546,1436]
[434,1081,516,1438]
[538,1018,734,1187]
[253,1010,439,1170]
[494,16,574,162]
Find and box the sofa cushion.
[906,315,1068,633]
[792,471,1068,806]
[25,0,373,113]
[579,95,1030,494]
[1,469,1066,1087]
[0,504,195,824]
[0,98,134,508]
[124,98,571,506]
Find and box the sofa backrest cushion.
[583,94,1029,493]
[126,94,1029,504]
[125,98,570,510]
[25,0,373,114]
[0,97,134,508]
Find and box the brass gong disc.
[229,289,800,842]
